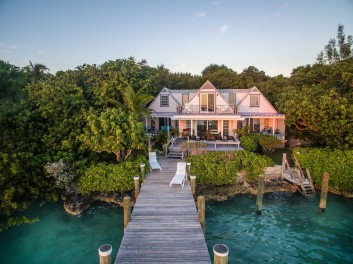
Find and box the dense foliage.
[293,148,353,193]
[78,159,146,194]
[240,134,282,154]
[186,151,273,184]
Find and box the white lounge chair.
[149,152,162,172]
[169,162,187,188]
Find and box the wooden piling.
[98,244,112,264]
[213,244,229,264]
[133,176,140,201]
[319,172,330,213]
[197,195,205,234]
[140,163,145,182]
[186,162,191,180]
[123,196,131,232]
[256,174,265,215]
[190,175,196,195]
[281,153,286,179]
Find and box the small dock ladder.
[282,153,316,197]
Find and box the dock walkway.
[114,158,211,263]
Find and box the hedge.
[185,151,273,185]
[78,158,147,194]
[293,148,353,192]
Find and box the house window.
[200,93,215,112]
[237,120,243,129]
[229,93,236,105]
[160,94,169,107]
[175,120,179,128]
[182,93,189,105]
[264,118,270,128]
[223,120,229,136]
[250,94,260,107]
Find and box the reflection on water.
[0,202,124,264]
[206,192,353,264]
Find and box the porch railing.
[176,105,237,115]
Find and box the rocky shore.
[62,165,351,215]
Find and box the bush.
[293,148,353,193]
[257,135,282,155]
[186,151,273,185]
[240,135,258,152]
[78,158,147,194]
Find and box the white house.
[146,80,285,140]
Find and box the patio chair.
[149,152,162,172]
[169,162,187,188]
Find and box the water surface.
[0,202,124,264]
[206,192,353,263]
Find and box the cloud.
[196,11,206,18]
[219,24,230,34]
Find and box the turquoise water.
[206,192,353,263]
[0,202,124,264]
[0,193,352,264]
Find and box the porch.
[168,137,244,153]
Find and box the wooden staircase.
[166,149,183,159]
[282,154,316,197]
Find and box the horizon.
[1,0,353,77]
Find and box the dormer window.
[250,94,260,107]
[160,94,169,107]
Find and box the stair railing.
[165,138,173,158]
[305,169,316,195]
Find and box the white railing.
[176,105,237,114]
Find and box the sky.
[0,0,352,77]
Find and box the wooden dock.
[114,158,211,264]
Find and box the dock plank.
[114,158,211,263]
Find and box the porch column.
[145,116,148,132]
[191,119,194,136]
[221,120,224,137]
[273,118,275,135]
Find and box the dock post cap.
[190,175,196,179]
[98,244,112,256]
[134,176,140,180]
[213,243,229,257]
[140,163,145,167]
[186,162,191,165]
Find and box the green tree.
[79,108,146,161]
[25,61,49,82]
[317,24,353,64]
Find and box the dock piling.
[98,244,112,264]
[256,174,265,215]
[197,195,205,234]
[123,196,131,231]
[190,175,196,195]
[186,162,191,180]
[213,244,229,264]
[133,176,140,201]
[140,163,145,182]
[319,172,330,213]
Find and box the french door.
[200,94,215,113]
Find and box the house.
[146,80,285,140]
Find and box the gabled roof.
[186,80,231,105]
[148,87,181,107]
[236,86,278,113]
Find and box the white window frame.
[160,94,169,107]
[229,93,236,105]
[182,93,189,105]
[250,94,260,107]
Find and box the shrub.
[257,135,282,155]
[78,158,147,194]
[240,135,258,152]
[186,151,273,185]
[293,148,353,193]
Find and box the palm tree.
[26,61,49,82]
[111,85,154,118]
